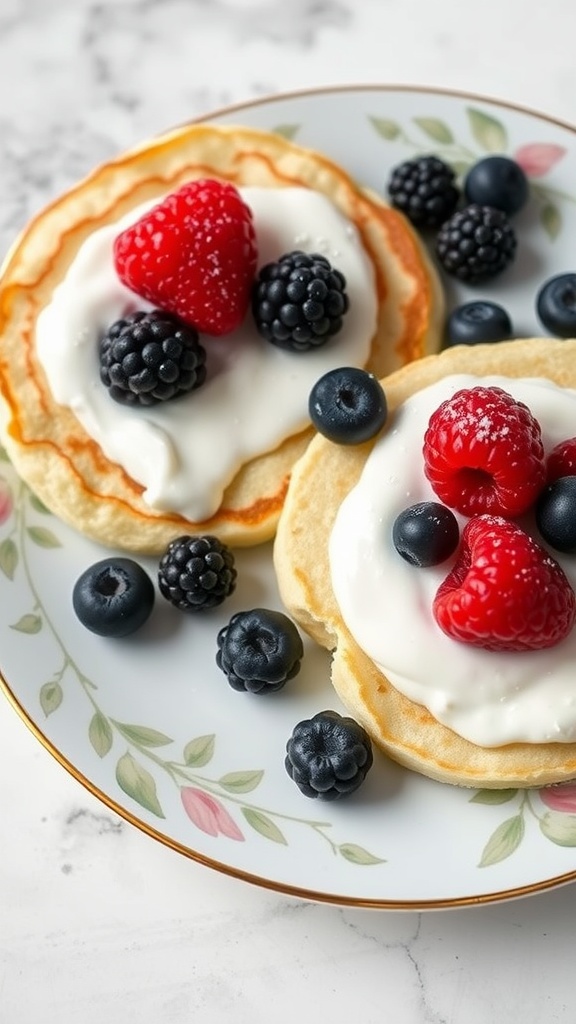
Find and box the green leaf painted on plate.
[0,537,18,580]
[111,721,173,748]
[540,201,562,240]
[218,770,264,794]
[413,117,454,144]
[369,116,401,141]
[89,711,113,758]
[272,123,300,140]
[540,811,576,847]
[28,493,51,515]
[467,107,507,152]
[11,612,42,634]
[241,807,287,845]
[26,525,61,549]
[183,733,215,767]
[470,788,519,805]
[0,446,9,462]
[115,751,165,818]
[40,680,63,717]
[478,814,525,867]
[338,843,386,866]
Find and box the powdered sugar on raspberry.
[433,514,576,651]
[113,179,258,336]
[423,385,546,517]
[329,373,576,746]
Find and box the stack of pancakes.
[0,123,442,554]
[9,122,569,788]
[274,339,576,788]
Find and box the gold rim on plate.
[3,82,576,909]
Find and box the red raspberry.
[423,385,545,517]
[113,179,258,336]
[433,515,576,651]
[546,437,576,483]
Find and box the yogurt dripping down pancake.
[273,338,576,789]
[0,124,443,554]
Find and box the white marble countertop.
[3,1,576,1021]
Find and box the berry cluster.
[445,272,576,347]
[73,533,373,801]
[388,153,576,345]
[392,385,576,652]
[72,533,240,637]
[388,154,525,286]
[101,180,352,407]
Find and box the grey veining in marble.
[0,0,354,253]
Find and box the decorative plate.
[3,85,576,909]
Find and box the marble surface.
[3,0,576,1020]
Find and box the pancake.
[273,338,576,788]
[0,123,443,554]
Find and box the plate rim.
[193,80,576,137]
[6,677,576,910]
[4,81,576,911]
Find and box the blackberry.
[252,251,349,352]
[387,155,459,228]
[435,204,517,283]
[216,608,304,694]
[99,309,207,406]
[285,710,373,800]
[73,558,155,637]
[158,535,236,612]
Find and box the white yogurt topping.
[329,374,576,747]
[36,187,376,520]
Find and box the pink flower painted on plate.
[0,478,13,524]
[540,782,576,813]
[513,143,567,177]
[181,786,244,841]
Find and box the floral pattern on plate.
[4,87,576,907]
[0,453,384,868]
[368,106,570,240]
[472,786,576,867]
[276,105,573,240]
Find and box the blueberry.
[392,502,460,567]
[285,710,373,800]
[309,367,387,445]
[446,301,513,346]
[536,476,576,553]
[536,274,576,338]
[216,608,304,694]
[464,156,529,216]
[73,557,155,637]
